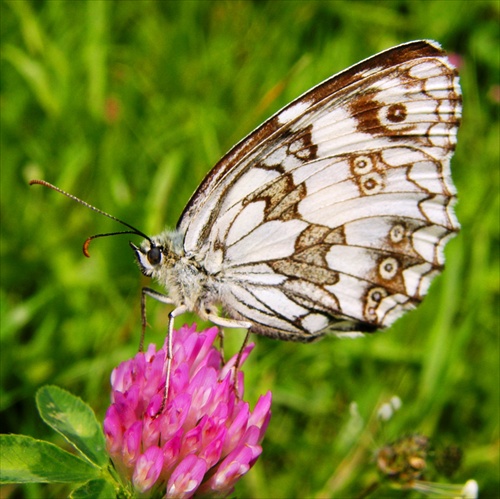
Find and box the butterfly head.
[130,230,184,278]
[129,241,162,277]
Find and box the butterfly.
[129,39,461,344]
[32,40,461,347]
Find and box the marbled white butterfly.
[32,40,461,347]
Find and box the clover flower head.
[104,324,272,498]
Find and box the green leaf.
[0,434,100,484]
[70,478,118,498]
[36,385,108,467]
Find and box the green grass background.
[1,1,498,497]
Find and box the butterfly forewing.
[174,40,461,341]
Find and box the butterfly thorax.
[130,229,218,318]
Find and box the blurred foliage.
[1,0,498,497]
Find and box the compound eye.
[147,246,162,265]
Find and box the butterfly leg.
[159,304,188,409]
[140,287,175,352]
[206,314,252,330]
[217,328,225,363]
[141,287,182,413]
[205,314,252,369]
[206,313,253,397]
[232,328,252,398]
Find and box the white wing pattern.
[135,40,461,342]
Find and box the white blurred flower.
[377,402,394,421]
[377,395,402,421]
[390,395,402,411]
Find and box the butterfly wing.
[177,40,461,341]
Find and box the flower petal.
[132,445,164,493]
[166,454,207,499]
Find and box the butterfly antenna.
[82,231,146,257]
[30,179,152,256]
